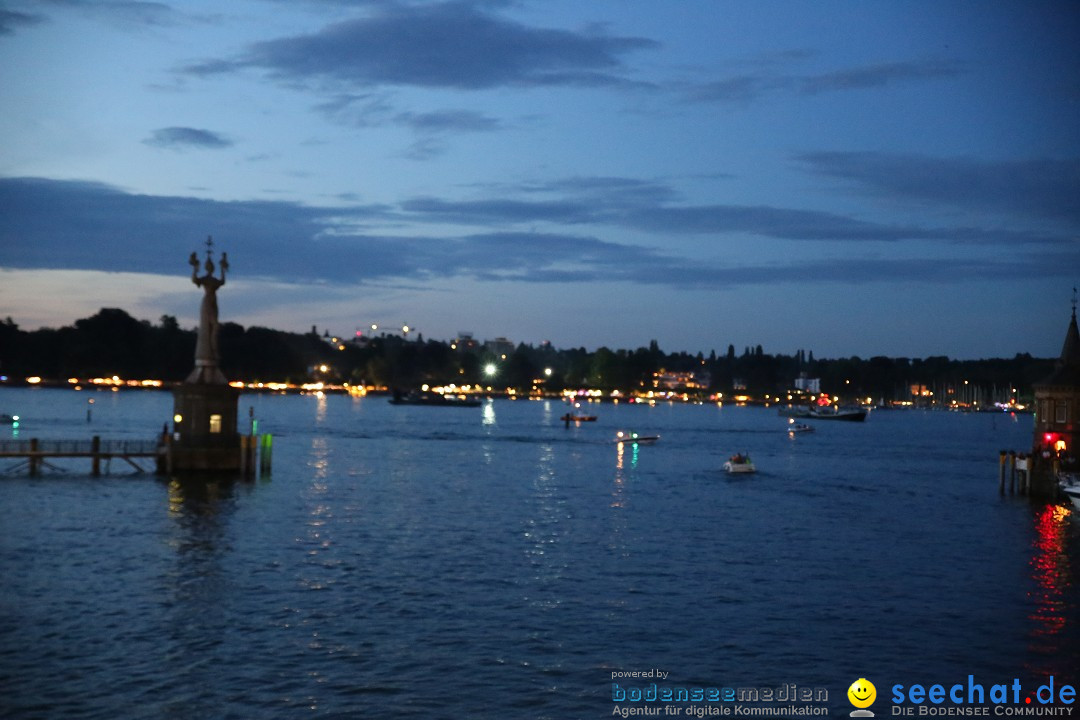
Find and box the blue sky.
[1,0,1078,359]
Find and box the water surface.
[1,388,1076,718]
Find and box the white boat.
[615,431,659,445]
[1063,485,1080,511]
[1058,473,1080,511]
[723,453,756,474]
[787,419,814,433]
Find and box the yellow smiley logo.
[848,678,876,709]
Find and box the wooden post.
[91,435,101,476]
[29,438,39,476]
[260,434,272,475]
[239,435,248,477]
[999,450,1007,494]
[1009,451,1017,493]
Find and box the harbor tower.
[1032,291,1080,477]
[168,237,242,471]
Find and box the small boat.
[1,413,18,424]
[614,431,659,444]
[787,419,814,433]
[723,453,756,474]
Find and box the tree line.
[0,308,1055,403]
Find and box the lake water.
[1,387,1078,719]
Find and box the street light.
[484,363,497,377]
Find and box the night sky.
[1,1,1078,359]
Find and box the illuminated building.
[1032,296,1080,464]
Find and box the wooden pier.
[0,436,164,475]
[0,434,273,477]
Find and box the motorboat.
[723,453,756,474]
[614,430,659,444]
[562,400,597,423]
[787,419,814,433]
[806,405,867,422]
[562,413,598,422]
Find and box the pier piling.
[29,438,40,476]
[1009,451,1017,493]
[999,450,1007,494]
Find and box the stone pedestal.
[170,383,241,472]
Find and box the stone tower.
[168,237,242,471]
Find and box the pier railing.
[0,439,162,456]
[1,434,271,477]
[0,436,164,475]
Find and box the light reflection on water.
[0,389,1078,718]
[1027,503,1074,674]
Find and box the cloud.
[3,177,1077,295]
[184,0,658,90]
[143,127,234,150]
[0,177,344,276]
[799,152,1080,224]
[400,196,600,225]
[395,109,502,133]
[798,60,962,94]
[394,109,503,159]
[398,186,1069,245]
[29,0,195,29]
[691,59,960,103]
[0,7,44,35]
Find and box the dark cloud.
[32,0,193,29]
[799,152,1080,224]
[0,177,349,276]
[143,127,234,150]
[313,92,396,128]
[398,186,1069,245]
[520,176,680,206]
[623,204,914,241]
[691,59,960,103]
[3,178,1076,293]
[184,0,657,90]
[0,7,44,35]
[798,60,961,94]
[395,109,501,133]
[394,109,503,158]
[400,196,600,225]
